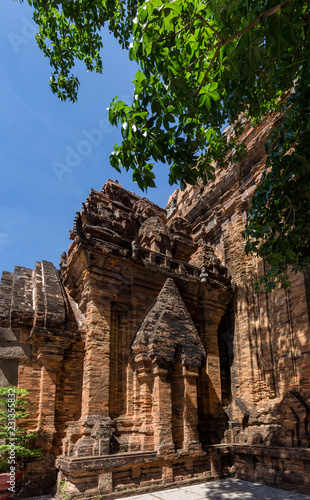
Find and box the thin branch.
[174,0,294,104]
[194,14,223,41]
[169,91,198,106]
[179,47,214,77]
[138,1,294,112]
[219,0,293,48]
[154,20,195,45]
[284,195,295,227]
[196,45,221,100]
[204,0,294,67]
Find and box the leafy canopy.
[16,0,310,290]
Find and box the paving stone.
[120,480,310,500]
[151,488,205,500]
[20,496,54,500]
[127,495,159,500]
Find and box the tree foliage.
[16,0,310,290]
[0,387,41,472]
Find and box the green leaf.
[18,0,310,291]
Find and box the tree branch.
[154,20,195,45]
[174,0,294,104]
[196,45,221,100]
[194,14,223,41]
[169,91,198,106]
[220,0,293,48]
[135,1,295,117]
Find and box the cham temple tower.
[1,114,310,499]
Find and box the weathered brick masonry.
[0,115,310,497]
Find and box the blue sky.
[0,1,174,274]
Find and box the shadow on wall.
[267,391,310,448]
[217,298,235,406]
[197,298,235,448]
[207,287,310,451]
[232,391,310,447]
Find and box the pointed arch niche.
[130,278,205,453]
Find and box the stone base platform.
[232,445,310,495]
[55,449,223,499]
[55,445,310,499]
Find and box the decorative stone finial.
[166,199,177,218]
[131,241,139,259]
[73,212,82,236]
[59,251,67,270]
[200,266,208,283]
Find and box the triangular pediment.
[132,278,205,366]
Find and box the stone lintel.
[0,327,21,341]
[31,330,74,359]
[183,365,199,377]
[134,361,152,379]
[37,350,64,367]
[205,443,310,460]
[152,364,170,377]
[199,289,233,310]
[56,451,158,472]
[230,444,310,460]
[56,448,213,474]
[0,341,31,359]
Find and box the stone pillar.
[81,297,111,419]
[36,346,64,450]
[137,362,153,450]
[151,238,160,253]
[66,295,113,457]
[126,363,134,416]
[152,364,175,454]
[183,365,201,452]
[98,472,113,495]
[128,369,141,451]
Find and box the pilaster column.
[36,346,63,450]
[128,369,141,451]
[137,362,153,450]
[183,365,201,452]
[65,295,113,457]
[150,238,160,253]
[81,297,111,419]
[152,363,174,454]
